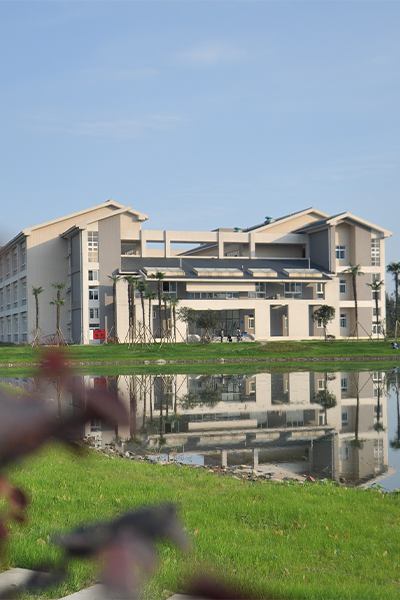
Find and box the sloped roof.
[294,211,392,237]
[23,199,148,236]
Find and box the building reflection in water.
[1,369,394,486]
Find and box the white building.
[0,200,392,344]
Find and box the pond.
[2,367,400,490]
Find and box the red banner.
[93,329,106,340]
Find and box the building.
[0,200,392,345]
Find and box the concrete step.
[0,570,203,599]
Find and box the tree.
[387,262,400,339]
[162,294,171,340]
[50,282,66,343]
[169,297,180,343]
[145,290,157,342]
[177,306,196,343]
[108,275,121,342]
[311,305,335,341]
[32,286,44,337]
[151,272,165,342]
[341,264,364,340]
[136,281,148,343]
[196,310,220,342]
[386,292,396,336]
[124,276,138,341]
[367,279,384,338]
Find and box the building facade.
[0,201,392,344]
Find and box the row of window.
[0,313,28,343]
[335,240,380,266]
[340,275,381,297]
[0,279,27,309]
[0,243,26,282]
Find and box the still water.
[2,368,400,490]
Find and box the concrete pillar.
[221,449,227,467]
[252,448,259,470]
[164,231,171,258]
[140,231,147,257]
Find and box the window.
[371,239,380,267]
[89,308,99,320]
[255,282,266,298]
[341,378,348,391]
[0,289,3,310]
[318,378,325,390]
[317,318,323,328]
[6,286,11,307]
[188,291,239,299]
[372,323,381,335]
[0,257,3,282]
[316,283,324,298]
[372,274,381,300]
[88,287,99,301]
[248,315,255,329]
[6,254,10,278]
[341,411,348,425]
[22,313,27,342]
[20,242,26,271]
[340,313,347,328]
[162,281,177,298]
[336,245,346,260]
[12,247,18,275]
[21,279,27,305]
[373,307,381,318]
[284,282,301,298]
[13,315,18,343]
[87,232,98,262]
[88,270,99,281]
[340,280,346,294]
[13,282,18,306]
[121,242,137,256]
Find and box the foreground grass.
[3,445,400,599]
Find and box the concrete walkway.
[0,569,202,599]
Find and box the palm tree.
[341,264,364,340]
[108,275,121,342]
[50,282,66,345]
[387,262,400,339]
[151,271,165,342]
[163,294,171,340]
[169,296,180,343]
[367,278,384,338]
[32,286,44,338]
[136,281,148,343]
[124,276,138,342]
[145,290,157,342]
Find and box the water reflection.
[2,369,398,487]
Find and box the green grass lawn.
[0,339,400,367]
[4,445,400,599]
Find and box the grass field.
[3,445,400,600]
[0,339,400,368]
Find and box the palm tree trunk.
[352,276,359,341]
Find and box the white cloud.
[26,114,182,139]
[80,67,160,83]
[176,41,246,66]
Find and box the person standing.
[220,329,224,343]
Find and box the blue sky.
[1,1,399,276]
